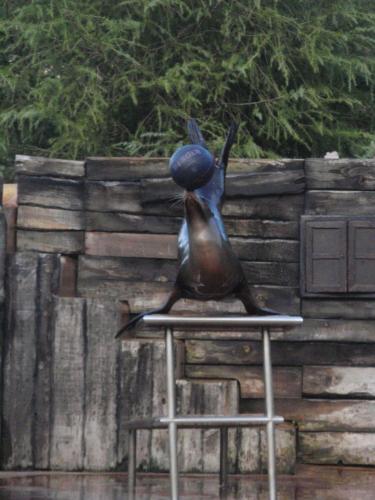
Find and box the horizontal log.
[85,232,177,259]
[85,181,143,213]
[15,154,84,178]
[302,299,375,319]
[225,219,299,239]
[305,190,375,216]
[18,175,84,210]
[17,205,84,231]
[300,432,375,465]
[86,157,303,181]
[222,194,304,220]
[78,256,178,286]
[303,366,375,398]
[17,230,84,254]
[78,280,247,314]
[86,157,170,180]
[272,319,375,343]
[86,211,182,233]
[186,365,301,399]
[141,167,305,204]
[186,340,375,366]
[242,398,375,431]
[242,261,299,286]
[305,159,375,190]
[231,238,299,262]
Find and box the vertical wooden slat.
[84,299,120,470]
[50,297,85,470]
[2,253,38,469]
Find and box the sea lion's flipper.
[115,287,182,338]
[235,281,280,316]
[219,122,238,171]
[187,118,207,148]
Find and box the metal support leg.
[166,326,179,500]
[219,427,228,496]
[263,327,277,500]
[128,429,136,500]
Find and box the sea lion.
[116,119,278,336]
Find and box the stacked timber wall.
[1,154,375,470]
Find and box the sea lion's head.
[184,191,212,228]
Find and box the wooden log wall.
[2,155,375,471]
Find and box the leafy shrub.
[1,0,375,178]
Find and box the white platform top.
[142,314,303,328]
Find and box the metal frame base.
[125,314,303,500]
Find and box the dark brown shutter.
[305,219,347,293]
[348,219,375,292]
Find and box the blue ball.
[169,144,215,191]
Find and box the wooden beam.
[186,339,375,366]
[302,299,375,319]
[303,366,375,398]
[15,154,84,178]
[306,190,375,216]
[300,432,375,465]
[17,230,84,254]
[222,194,304,220]
[186,365,301,399]
[17,205,84,231]
[18,175,84,210]
[50,298,85,470]
[305,159,375,190]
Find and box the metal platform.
[125,314,303,500]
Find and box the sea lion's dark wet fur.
[116,120,278,336]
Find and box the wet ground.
[0,465,374,499]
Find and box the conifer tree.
[1,0,375,178]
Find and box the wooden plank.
[15,154,85,178]
[0,209,5,300]
[303,366,375,398]
[85,181,142,213]
[225,218,299,239]
[305,158,375,190]
[86,211,182,233]
[86,157,304,180]
[272,319,375,343]
[231,238,299,262]
[260,424,296,474]
[222,194,304,220]
[2,252,59,469]
[50,297,85,470]
[117,340,159,470]
[17,230,84,254]
[140,165,305,203]
[302,299,375,319]
[306,190,375,216]
[85,232,177,259]
[17,205,84,231]
[242,398,375,431]
[84,299,120,470]
[78,256,177,287]
[58,256,77,297]
[186,340,375,366]
[18,175,84,210]
[4,206,17,254]
[85,157,170,180]
[33,254,60,469]
[242,261,299,286]
[2,253,38,469]
[300,432,375,465]
[186,365,301,399]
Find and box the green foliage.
[1,0,375,179]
